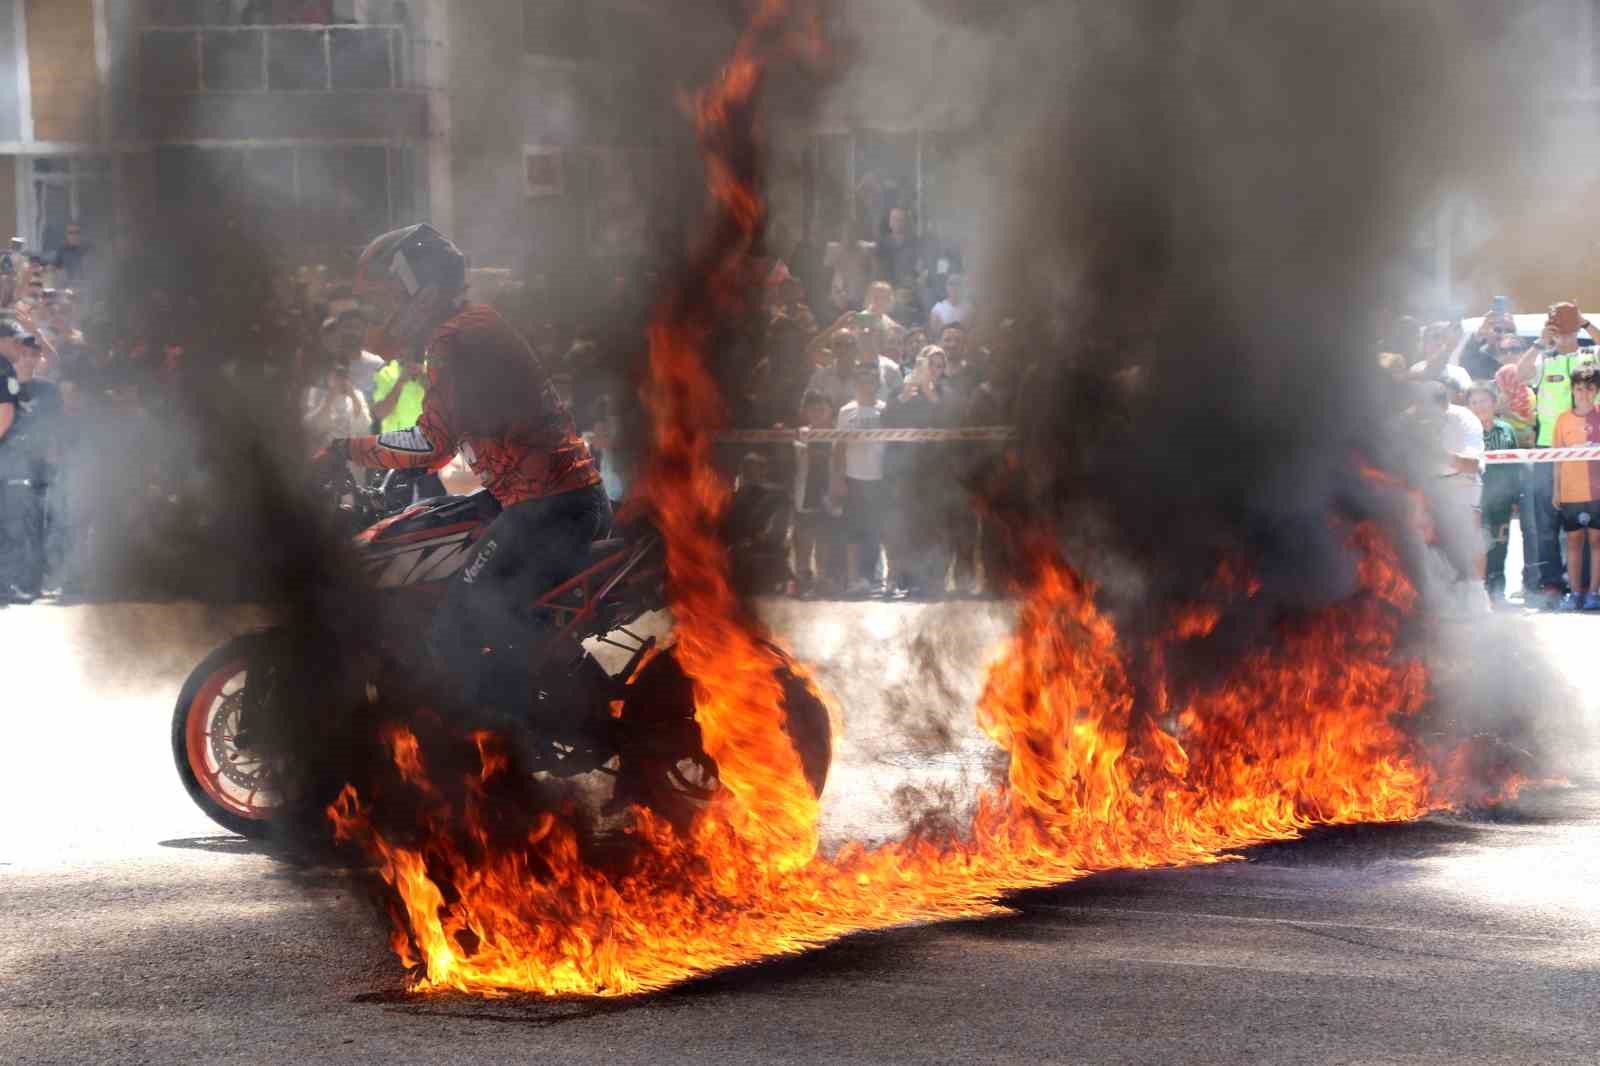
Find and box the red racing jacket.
[347,304,600,506]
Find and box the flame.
[324,0,1504,998]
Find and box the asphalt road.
[2,601,1597,1065]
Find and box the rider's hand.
[313,438,350,465]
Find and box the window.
[28,157,114,256]
[139,24,402,93]
[152,144,412,247]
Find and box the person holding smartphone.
[1514,302,1600,602]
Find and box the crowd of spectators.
[1398,298,1600,615]
[0,207,1023,604]
[12,208,1600,615]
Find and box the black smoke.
[873,0,1591,775]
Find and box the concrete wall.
[444,0,703,273]
[0,0,22,142]
[0,155,15,237]
[25,0,98,143]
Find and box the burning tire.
[615,642,831,832]
[171,633,284,838]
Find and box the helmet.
[354,224,468,361]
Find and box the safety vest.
[1536,350,1598,447]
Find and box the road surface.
[1,600,1596,1065]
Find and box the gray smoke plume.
[828,0,1593,778]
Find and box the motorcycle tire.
[615,642,832,833]
[171,632,282,839]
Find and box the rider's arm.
[0,400,13,443]
[345,388,456,472]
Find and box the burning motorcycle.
[171,458,831,839]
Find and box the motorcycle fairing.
[355,489,501,588]
[356,488,500,547]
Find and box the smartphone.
[1490,295,1510,316]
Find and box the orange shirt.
[1551,409,1600,505]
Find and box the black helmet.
[355,224,467,298]
[354,224,468,360]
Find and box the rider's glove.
[313,438,350,465]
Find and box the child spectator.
[834,365,888,597]
[1550,367,1600,610]
[790,390,841,597]
[1467,383,1519,605]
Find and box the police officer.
[0,321,56,602]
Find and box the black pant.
[0,479,45,595]
[1516,464,1542,593]
[428,482,611,723]
[1483,485,1516,598]
[1532,460,1563,588]
[844,477,886,583]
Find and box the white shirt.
[929,299,972,334]
[836,399,886,481]
[1440,403,1484,483]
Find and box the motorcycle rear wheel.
[171,633,284,838]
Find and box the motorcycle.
[171,458,832,839]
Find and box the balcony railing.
[139,24,414,94]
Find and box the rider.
[321,224,610,723]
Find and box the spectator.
[726,451,791,594]
[834,365,888,597]
[371,354,427,432]
[322,312,384,399]
[940,323,971,373]
[821,281,905,343]
[1460,304,1516,381]
[1514,302,1600,603]
[790,390,841,597]
[1550,367,1600,610]
[898,327,928,372]
[761,312,814,426]
[884,346,958,598]
[804,328,857,413]
[1410,319,1461,379]
[0,325,54,602]
[1413,379,1488,615]
[1492,342,1536,447]
[890,286,922,330]
[303,364,371,482]
[848,318,905,404]
[1492,359,1541,599]
[1467,383,1519,605]
[876,207,923,292]
[48,223,91,284]
[929,273,973,335]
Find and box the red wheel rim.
[184,659,280,821]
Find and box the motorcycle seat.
[589,538,626,556]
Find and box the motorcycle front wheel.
[171,633,284,838]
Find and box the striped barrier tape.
[714,426,1019,443]
[1484,446,1600,464]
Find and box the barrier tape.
[1484,446,1600,465]
[714,425,1019,443]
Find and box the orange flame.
[324,1,1496,998]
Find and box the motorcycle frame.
[532,531,662,647]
